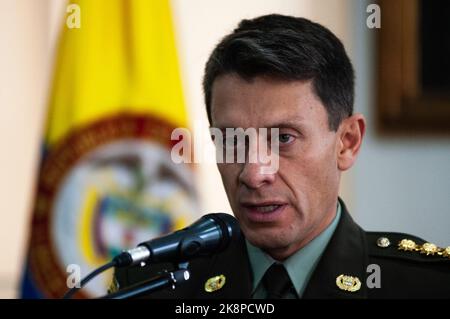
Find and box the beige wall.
[0,0,352,298]
[0,0,60,298]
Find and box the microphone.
[113,213,240,267]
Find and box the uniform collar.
[246,201,342,298]
[302,198,369,299]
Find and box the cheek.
[217,163,240,191]
[306,146,336,174]
[306,150,337,189]
[304,133,337,169]
[301,145,339,201]
[280,139,338,196]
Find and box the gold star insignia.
[420,242,438,255]
[398,239,417,251]
[441,246,450,259]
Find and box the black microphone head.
[202,213,241,247]
[133,212,241,264]
[177,213,241,260]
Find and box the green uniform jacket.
[112,200,450,298]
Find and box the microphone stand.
[98,263,190,299]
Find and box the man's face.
[211,74,342,260]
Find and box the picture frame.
[377,0,450,133]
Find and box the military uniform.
[112,200,450,298]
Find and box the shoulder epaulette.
[366,231,450,263]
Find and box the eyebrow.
[267,120,305,129]
[213,117,305,130]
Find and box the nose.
[238,161,276,189]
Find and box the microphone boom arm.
[98,262,191,299]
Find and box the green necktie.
[262,264,294,299]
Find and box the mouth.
[240,202,287,223]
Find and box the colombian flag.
[21,0,198,298]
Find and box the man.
[112,14,450,298]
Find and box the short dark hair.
[203,14,354,131]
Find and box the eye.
[278,133,295,144]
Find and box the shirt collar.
[246,201,342,297]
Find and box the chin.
[244,226,293,251]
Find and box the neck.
[265,202,338,261]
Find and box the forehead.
[210,74,327,128]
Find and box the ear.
[337,113,366,171]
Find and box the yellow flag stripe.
[46,0,187,146]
